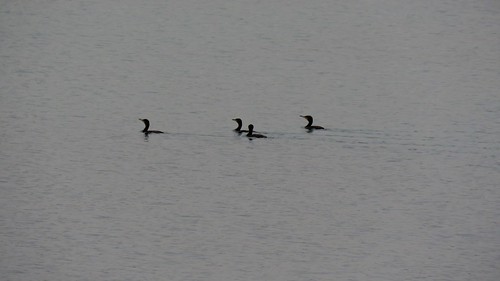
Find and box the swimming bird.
[139,118,164,134]
[232,118,248,133]
[246,124,267,138]
[300,115,325,130]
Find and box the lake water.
[1,0,499,280]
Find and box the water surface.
[1,0,499,280]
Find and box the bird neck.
[235,121,242,131]
[142,122,150,132]
[305,118,313,127]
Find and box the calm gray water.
[1,0,499,280]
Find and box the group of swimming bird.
[139,115,324,138]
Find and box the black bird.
[139,119,164,134]
[300,115,325,130]
[246,124,267,138]
[232,118,248,133]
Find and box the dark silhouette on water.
[300,115,325,130]
[139,119,164,134]
[246,124,267,139]
[232,118,248,133]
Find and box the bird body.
[232,118,249,133]
[139,119,164,134]
[246,124,267,138]
[300,115,325,130]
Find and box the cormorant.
[139,119,164,134]
[246,124,267,138]
[300,115,325,130]
[232,118,248,133]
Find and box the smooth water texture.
[1,0,499,280]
